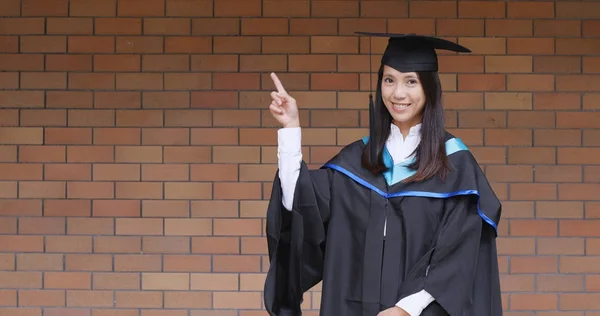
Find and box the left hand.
[378,306,410,316]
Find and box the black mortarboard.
[354,32,472,165]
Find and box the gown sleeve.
[264,129,333,316]
[396,194,502,316]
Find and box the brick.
[164,291,212,308]
[458,1,505,18]
[0,54,44,71]
[584,130,600,147]
[19,145,66,163]
[165,0,212,16]
[114,290,162,308]
[534,20,581,37]
[510,183,556,201]
[583,20,600,37]
[511,293,557,310]
[69,0,116,16]
[538,237,584,255]
[485,92,532,110]
[19,290,65,307]
[66,290,113,307]
[163,255,211,272]
[0,0,20,16]
[533,129,582,146]
[20,36,66,53]
[93,55,140,72]
[409,1,456,18]
[486,20,533,37]
[116,36,163,53]
[438,56,484,73]
[118,0,164,16]
[359,0,407,18]
[534,56,581,74]
[437,19,484,36]
[94,236,140,254]
[214,0,260,17]
[486,165,532,183]
[240,55,287,72]
[557,39,600,56]
[142,273,189,290]
[442,92,482,110]
[458,74,505,92]
[560,257,600,273]
[508,2,554,18]
[192,18,239,35]
[142,164,189,181]
[213,73,260,90]
[508,111,554,128]
[289,18,337,36]
[0,72,18,88]
[144,18,190,35]
[0,91,44,108]
[165,37,212,53]
[20,72,67,90]
[556,2,600,19]
[557,75,600,92]
[0,18,45,35]
[558,112,600,129]
[68,73,115,90]
[93,273,140,290]
[46,55,92,72]
[508,147,556,164]
[47,17,94,35]
[251,1,300,17]
[142,236,190,254]
[312,1,359,18]
[68,36,114,53]
[95,18,141,35]
[142,55,190,72]
[22,0,68,16]
[534,92,580,111]
[584,57,600,74]
[511,256,558,274]
[192,237,239,254]
[508,38,554,55]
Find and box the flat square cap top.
[355,32,471,72]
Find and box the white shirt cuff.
[395,289,435,316]
[277,127,302,154]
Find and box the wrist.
[283,120,300,128]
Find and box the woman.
[263,33,503,316]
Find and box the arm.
[277,127,302,211]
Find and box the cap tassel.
[369,93,376,165]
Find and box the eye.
[383,77,394,84]
[407,79,418,85]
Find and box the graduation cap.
[354,32,472,164]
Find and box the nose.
[393,85,408,99]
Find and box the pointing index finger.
[270,72,287,94]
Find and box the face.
[380,65,426,131]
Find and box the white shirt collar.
[389,123,421,139]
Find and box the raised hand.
[269,72,300,128]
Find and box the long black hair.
[361,64,450,183]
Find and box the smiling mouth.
[392,103,410,109]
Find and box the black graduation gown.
[264,132,503,316]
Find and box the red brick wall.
[0,0,599,314]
